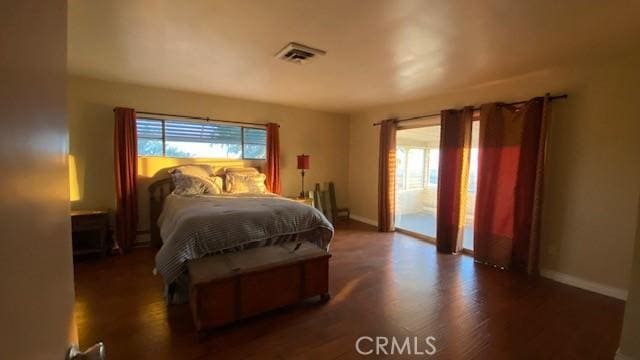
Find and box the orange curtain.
[436,107,473,254]
[474,97,550,274]
[114,107,138,252]
[266,123,281,194]
[378,119,397,232]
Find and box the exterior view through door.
[395,122,479,251]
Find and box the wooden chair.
[312,183,324,213]
[329,182,349,223]
[312,183,332,223]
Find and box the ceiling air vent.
[275,42,326,65]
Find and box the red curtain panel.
[378,119,397,232]
[474,97,550,273]
[113,107,138,252]
[266,123,281,194]
[436,107,473,254]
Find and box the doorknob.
[66,342,105,360]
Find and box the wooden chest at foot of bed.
[187,242,331,332]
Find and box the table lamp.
[297,154,310,198]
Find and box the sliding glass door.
[395,121,479,252]
[461,120,479,250]
[395,126,441,239]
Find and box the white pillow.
[224,167,259,174]
[173,165,215,178]
[224,167,260,192]
[226,173,267,194]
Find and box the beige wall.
[618,195,640,359]
[68,76,350,237]
[0,1,76,358]
[349,54,640,291]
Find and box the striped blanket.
[155,193,334,285]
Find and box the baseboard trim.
[539,269,628,301]
[615,349,634,360]
[349,214,378,227]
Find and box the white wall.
[0,1,76,358]
[348,54,640,292]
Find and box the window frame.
[241,127,269,160]
[397,145,432,192]
[396,147,408,190]
[136,117,267,160]
[426,148,440,188]
[405,147,426,190]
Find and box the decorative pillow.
[224,167,260,191]
[226,173,267,194]
[171,172,224,195]
[206,176,224,194]
[171,174,209,196]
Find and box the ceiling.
[68,0,640,112]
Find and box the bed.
[148,171,334,303]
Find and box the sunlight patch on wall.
[68,155,80,202]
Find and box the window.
[396,147,407,190]
[406,148,425,189]
[243,127,267,159]
[427,149,439,186]
[468,148,478,193]
[137,119,164,156]
[136,118,267,159]
[396,146,431,191]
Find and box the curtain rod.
[113,109,279,128]
[372,93,568,126]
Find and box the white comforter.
[155,193,334,284]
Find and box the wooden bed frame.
[148,177,175,247]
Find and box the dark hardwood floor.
[74,221,625,359]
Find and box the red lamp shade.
[297,154,310,170]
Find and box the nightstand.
[71,210,110,257]
[287,197,314,206]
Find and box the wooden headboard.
[148,177,175,247]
